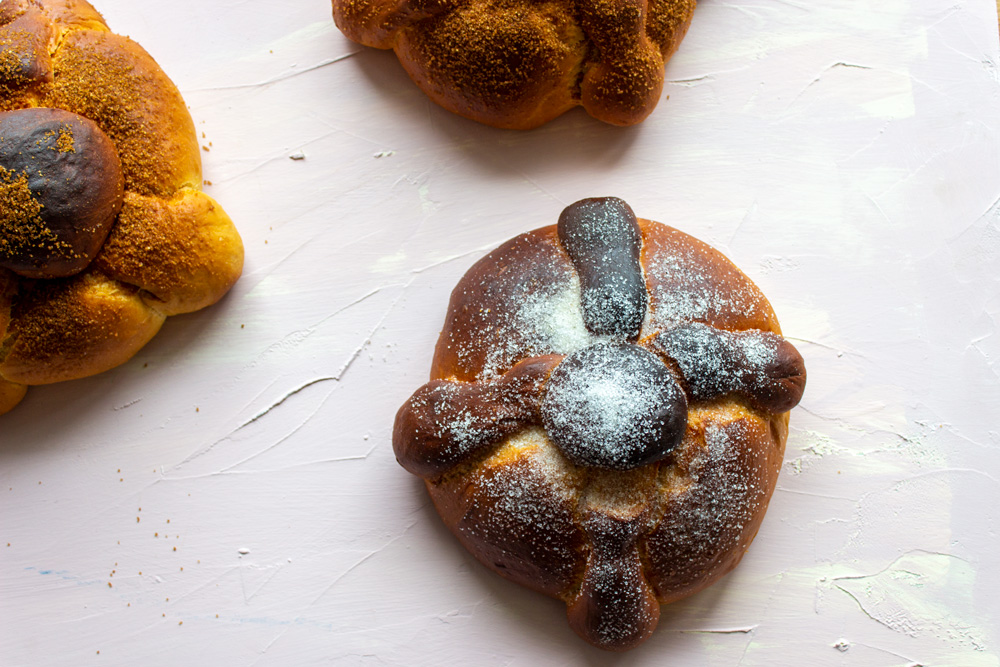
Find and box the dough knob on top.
[541,341,688,470]
[0,107,124,279]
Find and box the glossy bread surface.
[394,199,806,650]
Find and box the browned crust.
[404,215,800,650]
[643,407,787,604]
[0,107,125,278]
[0,0,243,412]
[0,270,164,384]
[0,267,22,412]
[0,374,26,413]
[394,354,562,479]
[0,8,53,109]
[638,218,780,335]
[427,437,589,599]
[431,227,572,381]
[46,28,202,196]
[94,190,244,316]
[332,0,697,129]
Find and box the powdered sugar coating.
[434,229,600,382]
[394,356,559,479]
[650,322,806,412]
[479,274,594,380]
[396,381,510,477]
[639,222,779,336]
[401,204,804,652]
[557,197,647,339]
[438,429,587,597]
[653,322,738,399]
[645,408,782,602]
[570,511,660,649]
[541,341,686,470]
[582,465,660,521]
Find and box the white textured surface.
[3,0,1000,664]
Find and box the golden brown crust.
[28,0,106,28]
[393,200,806,651]
[332,0,696,129]
[0,0,108,30]
[0,270,164,384]
[46,28,202,196]
[0,0,243,413]
[0,7,53,109]
[0,374,26,413]
[94,190,244,316]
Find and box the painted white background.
[2,0,999,664]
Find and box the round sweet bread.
[393,197,806,651]
[332,0,697,129]
[0,0,244,414]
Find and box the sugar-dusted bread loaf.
[0,0,243,414]
[333,0,696,129]
[394,198,806,651]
